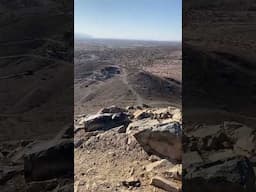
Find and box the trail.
[121,67,143,106]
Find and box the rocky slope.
[74,105,182,192]
[183,121,256,191]
[0,125,73,192]
[0,0,73,141]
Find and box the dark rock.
[27,178,58,192]
[115,125,127,133]
[122,178,141,188]
[98,106,126,114]
[142,104,150,108]
[74,126,84,134]
[84,112,130,132]
[126,106,134,110]
[61,125,73,139]
[54,125,74,140]
[0,165,23,184]
[24,139,73,182]
[74,139,84,148]
[183,156,256,192]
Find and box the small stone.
[129,168,135,176]
[149,155,161,162]
[133,110,152,120]
[146,159,173,172]
[74,139,84,148]
[126,106,134,110]
[142,104,150,108]
[121,177,141,188]
[116,125,127,133]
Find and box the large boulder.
[83,112,130,132]
[24,139,73,182]
[98,106,127,114]
[133,122,182,162]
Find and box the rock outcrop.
[133,122,182,162]
[75,105,182,192]
[183,121,256,192]
[0,126,74,192]
[24,139,74,182]
[82,112,130,132]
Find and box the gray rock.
[24,139,73,182]
[27,179,58,192]
[74,138,84,148]
[184,156,255,192]
[84,112,130,132]
[0,165,23,184]
[133,122,182,162]
[98,106,127,114]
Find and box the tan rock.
[171,108,181,122]
[148,155,162,162]
[150,176,181,192]
[126,119,160,135]
[146,159,174,172]
[165,164,182,180]
[133,110,152,120]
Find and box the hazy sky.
[75,0,181,41]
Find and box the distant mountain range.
[75,33,93,40]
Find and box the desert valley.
[74,39,182,192]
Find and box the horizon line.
[75,33,181,43]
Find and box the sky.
[75,0,181,41]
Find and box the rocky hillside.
[0,0,73,141]
[74,105,182,192]
[183,121,256,191]
[0,125,73,192]
[74,40,181,115]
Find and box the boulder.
[126,119,160,135]
[24,139,73,182]
[84,112,130,132]
[98,106,126,114]
[133,122,182,162]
